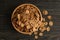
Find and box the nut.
[42,10,48,15]
[47,27,50,32]
[39,32,43,36]
[49,21,53,26]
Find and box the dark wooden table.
[0,0,60,40]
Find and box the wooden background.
[0,0,60,40]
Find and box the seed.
[49,21,53,26]
[47,27,50,32]
[39,32,43,36]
